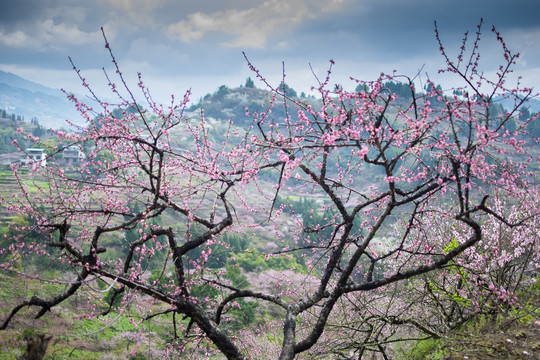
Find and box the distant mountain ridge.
[0,69,83,128]
[0,70,61,97]
[1,68,538,131]
[492,94,540,113]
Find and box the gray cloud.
[0,0,538,102]
[166,0,348,48]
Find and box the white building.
[61,145,85,167]
[26,148,47,167]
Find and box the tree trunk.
[24,333,51,360]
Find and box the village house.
[26,148,47,167]
[60,145,85,167]
[3,146,86,169]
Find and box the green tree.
[425,83,442,98]
[526,112,540,137]
[226,298,259,329]
[355,83,368,92]
[267,255,306,273]
[245,77,255,88]
[383,81,413,98]
[279,82,297,97]
[234,250,267,272]
[224,263,248,288]
[504,117,517,133]
[518,107,531,121]
[215,85,230,99]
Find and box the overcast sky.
[1,0,540,104]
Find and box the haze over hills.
[493,94,540,114]
[2,67,540,133]
[0,70,83,128]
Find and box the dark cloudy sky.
[1,0,539,103]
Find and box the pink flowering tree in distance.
[1,21,539,359]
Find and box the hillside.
[0,75,539,359]
[0,70,83,128]
[188,84,321,126]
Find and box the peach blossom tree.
[1,22,539,359]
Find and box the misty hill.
[188,83,320,126]
[493,94,540,114]
[0,70,82,128]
